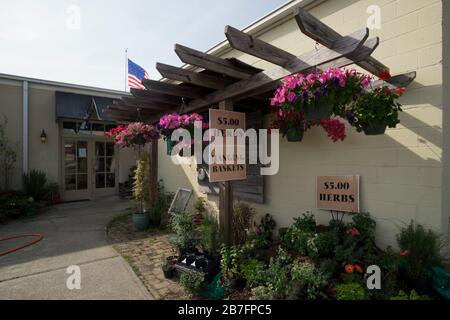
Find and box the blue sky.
[0,0,288,91]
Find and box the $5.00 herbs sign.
[208,109,246,183]
[316,175,360,212]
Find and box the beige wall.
[157,0,445,247]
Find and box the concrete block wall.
[156,0,445,247]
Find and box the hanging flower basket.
[303,101,334,122]
[363,121,387,135]
[106,122,160,148]
[286,128,304,142]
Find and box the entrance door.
[92,141,117,196]
[63,140,90,200]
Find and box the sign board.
[168,188,192,215]
[316,175,360,212]
[208,109,246,183]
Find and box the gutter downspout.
[22,80,28,175]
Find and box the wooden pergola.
[105,9,416,245]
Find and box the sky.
[0,0,288,91]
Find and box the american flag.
[127,59,149,89]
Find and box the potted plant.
[158,113,207,155]
[132,151,151,231]
[23,197,37,217]
[271,110,307,142]
[161,256,178,279]
[170,210,200,255]
[346,86,404,135]
[106,122,160,148]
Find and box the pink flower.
[287,92,297,103]
[346,227,361,236]
[400,249,410,257]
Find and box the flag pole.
[124,48,128,92]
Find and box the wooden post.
[149,139,158,207]
[218,99,234,245]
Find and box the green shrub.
[293,213,316,233]
[180,272,205,297]
[319,259,338,278]
[263,248,292,298]
[290,260,327,300]
[396,221,443,280]
[150,180,174,226]
[220,245,244,284]
[133,152,150,213]
[314,231,338,257]
[335,283,368,300]
[281,213,318,255]
[241,259,266,288]
[350,212,376,245]
[250,285,276,300]
[23,170,47,202]
[199,213,221,256]
[256,214,276,242]
[232,203,256,245]
[170,211,199,251]
[390,290,431,300]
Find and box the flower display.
[319,118,347,142]
[354,264,364,273]
[158,112,206,139]
[106,122,159,147]
[346,227,361,237]
[344,264,355,274]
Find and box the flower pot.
[24,207,36,217]
[163,268,174,279]
[132,212,150,231]
[363,121,387,135]
[166,139,176,155]
[286,129,304,142]
[303,102,334,122]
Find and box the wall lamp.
[40,130,47,143]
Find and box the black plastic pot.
[303,102,334,122]
[363,121,387,135]
[286,129,304,142]
[407,277,436,296]
[163,268,174,279]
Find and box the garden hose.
[0,234,44,257]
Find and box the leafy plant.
[194,197,207,215]
[180,271,205,298]
[150,180,174,227]
[170,211,199,252]
[263,248,293,298]
[335,282,368,300]
[347,86,403,132]
[220,245,244,284]
[232,203,256,245]
[350,212,376,246]
[390,290,431,300]
[281,213,317,255]
[241,259,266,288]
[133,151,150,214]
[290,260,327,300]
[319,259,338,278]
[396,221,443,280]
[250,285,276,300]
[22,170,47,202]
[0,115,18,191]
[199,212,221,256]
[313,231,339,258]
[254,213,276,242]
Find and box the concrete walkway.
[0,196,152,300]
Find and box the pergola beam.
[175,44,261,80]
[121,96,178,111]
[294,7,389,76]
[225,25,298,67]
[184,28,374,112]
[142,78,211,99]
[156,62,233,90]
[130,88,182,106]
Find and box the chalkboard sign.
[168,188,193,215]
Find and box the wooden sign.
[208,109,246,183]
[316,176,360,213]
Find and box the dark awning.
[56,92,115,121]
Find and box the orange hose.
[0,234,44,257]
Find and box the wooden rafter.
[130,88,182,106]
[183,28,375,112]
[225,25,298,67]
[120,97,178,112]
[294,8,389,76]
[142,78,211,99]
[175,44,261,79]
[371,71,417,89]
[156,62,234,90]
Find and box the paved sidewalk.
[0,197,152,300]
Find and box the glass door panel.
[64,140,88,191]
[95,142,116,189]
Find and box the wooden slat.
[372,71,417,88]
[294,7,389,76]
[121,96,178,111]
[184,28,373,112]
[130,88,182,106]
[175,44,260,80]
[141,78,211,99]
[108,103,159,114]
[225,25,298,67]
[156,62,233,90]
